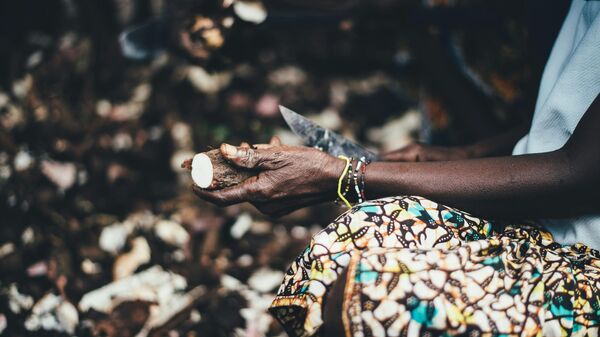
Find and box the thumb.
[381,148,415,162]
[220,143,274,169]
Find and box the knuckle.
[254,152,276,169]
[275,154,290,168]
[256,187,272,201]
[247,183,259,195]
[254,158,268,169]
[238,148,255,166]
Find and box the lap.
[269,196,600,337]
[345,233,600,336]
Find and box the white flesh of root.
[191,153,213,188]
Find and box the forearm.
[365,94,600,220]
[364,149,596,219]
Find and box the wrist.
[331,156,369,205]
[322,155,348,200]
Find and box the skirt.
[268,196,600,337]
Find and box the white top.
[512,0,600,249]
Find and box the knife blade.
[279,105,379,161]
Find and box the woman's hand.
[381,143,472,162]
[192,138,345,217]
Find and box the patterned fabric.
[268,196,600,337]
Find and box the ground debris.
[113,237,151,280]
[6,284,34,314]
[79,266,186,313]
[89,300,151,337]
[0,0,532,335]
[233,0,267,24]
[24,293,79,334]
[0,313,6,334]
[154,220,190,248]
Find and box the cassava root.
[181,148,254,190]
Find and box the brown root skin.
[181,159,192,170]
[182,149,255,190]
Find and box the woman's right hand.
[381,143,473,162]
[192,143,343,217]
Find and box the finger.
[380,152,392,161]
[253,136,281,149]
[192,179,255,206]
[240,142,251,148]
[381,149,416,162]
[254,143,274,149]
[269,135,281,146]
[192,184,249,206]
[220,143,278,169]
[381,151,406,161]
[220,144,261,168]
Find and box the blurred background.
[0,0,568,336]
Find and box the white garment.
[512,0,600,249]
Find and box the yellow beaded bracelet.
[337,156,353,209]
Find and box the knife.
[279,105,379,162]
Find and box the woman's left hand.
[192,139,344,217]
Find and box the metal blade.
[279,105,379,161]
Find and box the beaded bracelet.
[353,157,364,203]
[359,157,369,201]
[336,157,352,205]
[336,156,353,209]
[344,158,353,198]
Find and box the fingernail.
[222,144,237,156]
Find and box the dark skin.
[380,120,530,162]
[193,93,600,220]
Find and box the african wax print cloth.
[269,196,600,337]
